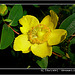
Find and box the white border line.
[0,3,75,5]
[0,3,75,70]
[0,68,75,69]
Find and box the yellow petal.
[48,46,52,57]
[48,29,67,45]
[50,10,59,29]
[41,15,54,31]
[20,26,29,34]
[41,15,51,24]
[31,42,52,58]
[19,15,39,34]
[13,34,31,53]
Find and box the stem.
[10,27,19,35]
[72,34,75,37]
[52,52,62,57]
[68,36,74,42]
[27,65,31,69]
[4,21,20,35]
[40,10,46,16]
[68,33,75,42]
[52,52,68,61]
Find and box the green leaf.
[11,50,16,57]
[62,56,67,60]
[0,39,1,49]
[72,6,75,13]
[53,46,65,56]
[36,57,48,68]
[48,6,61,14]
[8,6,11,11]
[66,20,75,37]
[0,24,14,49]
[33,4,40,8]
[68,38,75,63]
[0,20,2,24]
[69,5,75,13]
[8,4,23,26]
[55,56,58,59]
[59,13,75,38]
[0,4,8,16]
[23,10,27,16]
[3,19,12,22]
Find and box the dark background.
[0,5,75,69]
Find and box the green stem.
[40,10,46,16]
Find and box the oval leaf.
[68,38,75,63]
[33,4,40,8]
[8,4,23,26]
[4,19,12,22]
[59,13,75,38]
[36,57,48,68]
[0,24,14,49]
[53,46,65,56]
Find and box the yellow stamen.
[28,24,51,44]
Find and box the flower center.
[28,24,50,44]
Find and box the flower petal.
[48,46,52,57]
[20,26,29,34]
[48,29,67,45]
[13,34,31,53]
[41,15,54,31]
[50,10,59,29]
[19,15,39,34]
[31,42,52,58]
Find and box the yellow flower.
[13,10,67,58]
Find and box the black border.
[0,0,75,3]
[0,0,75,74]
[0,68,75,74]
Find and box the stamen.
[28,24,51,44]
